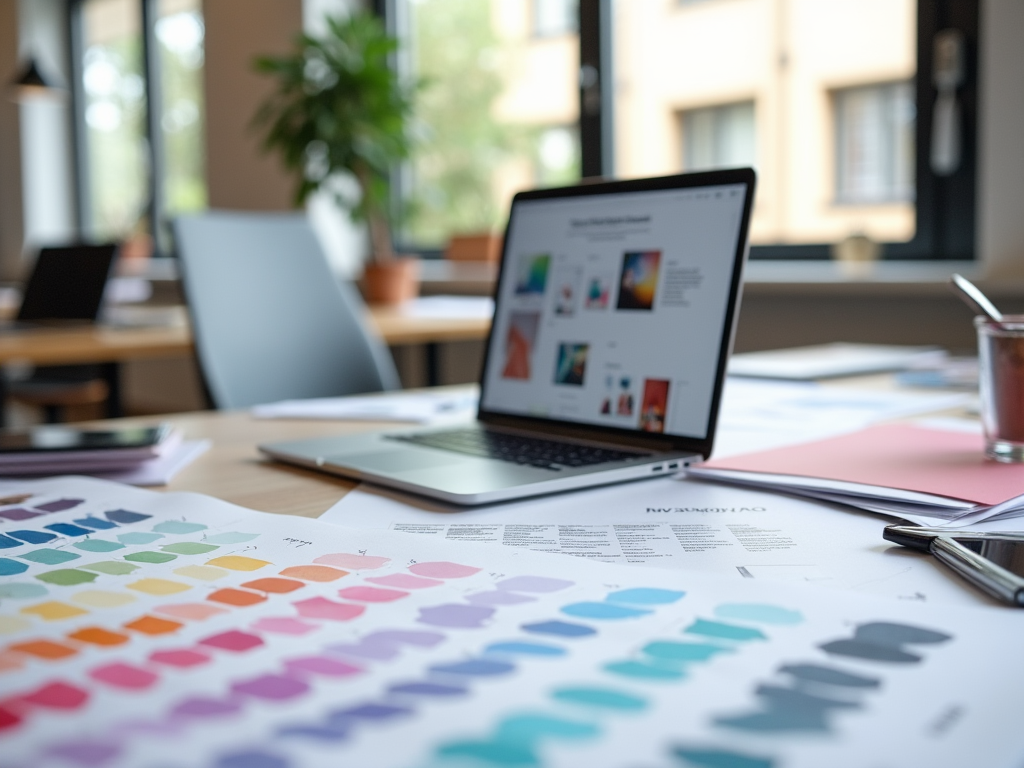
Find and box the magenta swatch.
[284,656,362,678]
[198,630,264,652]
[89,663,160,690]
[250,617,319,635]
[337,586,409,603]
[293,597,365,621]
[417,604,494,628]
[171,697,243,719]
[232,674,309,701]
[149,649,210,668]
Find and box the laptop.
[12,244,119,326]
[260,168,756,505]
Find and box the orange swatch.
[8,640,78,660]
[68,627,130,646]
[123,615,183,635]
[207,588,266,607]
[279,565,347,582]
[240,578,304,594]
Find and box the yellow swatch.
[71,590,137,608]
[20,601,88,621]
[205,556,270,572]
[0,615,32,634]
[174,565,229,581]
[126,578,191,596]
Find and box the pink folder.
[700,423,1024,506]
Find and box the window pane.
[401,0,580,248]
[613,0,917,246]
[156,0,207,237]
[80,0,148,242]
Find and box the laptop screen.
[479,174,751,443]
[17,244,118,322]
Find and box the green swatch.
[73,540,124,553]
[35,569,98,586]
[160,542,218,555]
[80,561,140,576]
[124,551,177,564]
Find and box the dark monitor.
[16,244,119,322]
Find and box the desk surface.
[0,307,492,366]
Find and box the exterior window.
[536,125,581,186]
[835,82,915,204]
[534,0,578,37]
[682,101,756,172]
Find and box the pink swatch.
[154,603,227,621]
[366,574,443,589]
[149,649,210,668]
[314,553,390,570]
[250,617,318,635]
[408,562,482,579]
[337,586,409,603]
[292,597,365,621]
[283,656,362,678]
[89,663,159,690]
[198,630,264,652]
[19,681,89,710]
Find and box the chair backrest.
[173,211,400,409]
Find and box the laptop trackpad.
[327,449,460,473]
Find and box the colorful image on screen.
[584,273,613,310]
[554,343,589,386]
[616,251,661,311]
[515,253,551,295]
[638,378,670,432]
[501,311,541,380]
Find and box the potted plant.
[253,12,419,303]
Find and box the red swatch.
[198,630,264,652]
[123,616,183,635]
[337,586,409,603]
[0,705,21,731]
[67,627,130,647]
[240,577,304,594]
[149,649,210,668]
[19,681,89,710]
[89,662,160,690]
[8,640,78,660]
[292,597,365,622]
[207,588,266,607]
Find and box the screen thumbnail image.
[501,311,541,380]
[515,253,551,296]
[616,250,661,311]
[584,272,613,310]
[552,265,583,316]
[638,378,670,432]
[554,343,589,386]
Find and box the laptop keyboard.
[387,429,646,471]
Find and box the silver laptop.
[260,168,756,505]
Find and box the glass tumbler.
[977,316,1024,462]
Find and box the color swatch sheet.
[2,477,1023,768]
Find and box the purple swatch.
[36,498,84,513]
[284,656,361,678]
[496,575,575,593]
[329,703,413,723]
[172,697,243,719]
[417,604,494,628]
[465,591,536,607]
[329,630,445,660]
[214,751,291,768]
[232,674,309,701]
[0,508,40,521]
[388,682,467,697]
[278,723,350,741]
[46,740,121,766]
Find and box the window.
[682,101,756,172]
[534,0,578,37]
[71,0,206,255]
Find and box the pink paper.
[702,423,1024,505]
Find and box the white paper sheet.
[397,295,495,318]
[319,477,996,606]
[727,343,945,379]
[252,391,479,423]
[2,477,1023,768]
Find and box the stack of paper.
[252,390,479,423]
[689,422,1024,526]
[727,343,946,380]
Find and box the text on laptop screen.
[480,183,747,440]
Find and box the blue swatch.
[116,532,163,545]
[73,539,125,553]
[522,620,596,638]
[604,660,685,680]
[214,751,290,768]
[7,530,56,544]
[605,587,685,605]
[686,619,766,642]
[0,558,29,576]
[0,535,22,549]
[277,724,348,742]
[430,659,515,677]
[104,509,151,524]
[74,516,118,530]
[552,686,648,711]
[44,523,92,537]
[674,747,775,768]
[0,582,47,599]
[715,604,803,626]
[484,641,566,657]
[329,703,412,723]
[18,548,80,565]
[561,602,651,620]
[204,532,260,545]
[388,682,467,697]
[152,520,207,534]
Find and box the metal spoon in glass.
[950,273,1005,328]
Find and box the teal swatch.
[204,532,259,545]
[18,548,80,565]
[714,603,803,626]
[152,521,207,534]
[73,539,124,553]
[605,588,685,605]
[124,551,177,564]
[116,532,163,545]
[436,741,535,766]
[35,568,97,586]
[496,714,599,742]
[642,641,733,663]
[0,582,47,599]
[604,660,685,680]
[674,747,775,768]
[685,619,766,642]
[552,686,648,711]
[160,542,218,555]
[484,641,566,657]
[0,558,29,576]
[561,602,651,620]
[79,561,139,576]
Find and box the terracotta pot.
[361,257,420,305]
[444,232,502,262]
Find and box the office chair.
[172,211,400,410]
